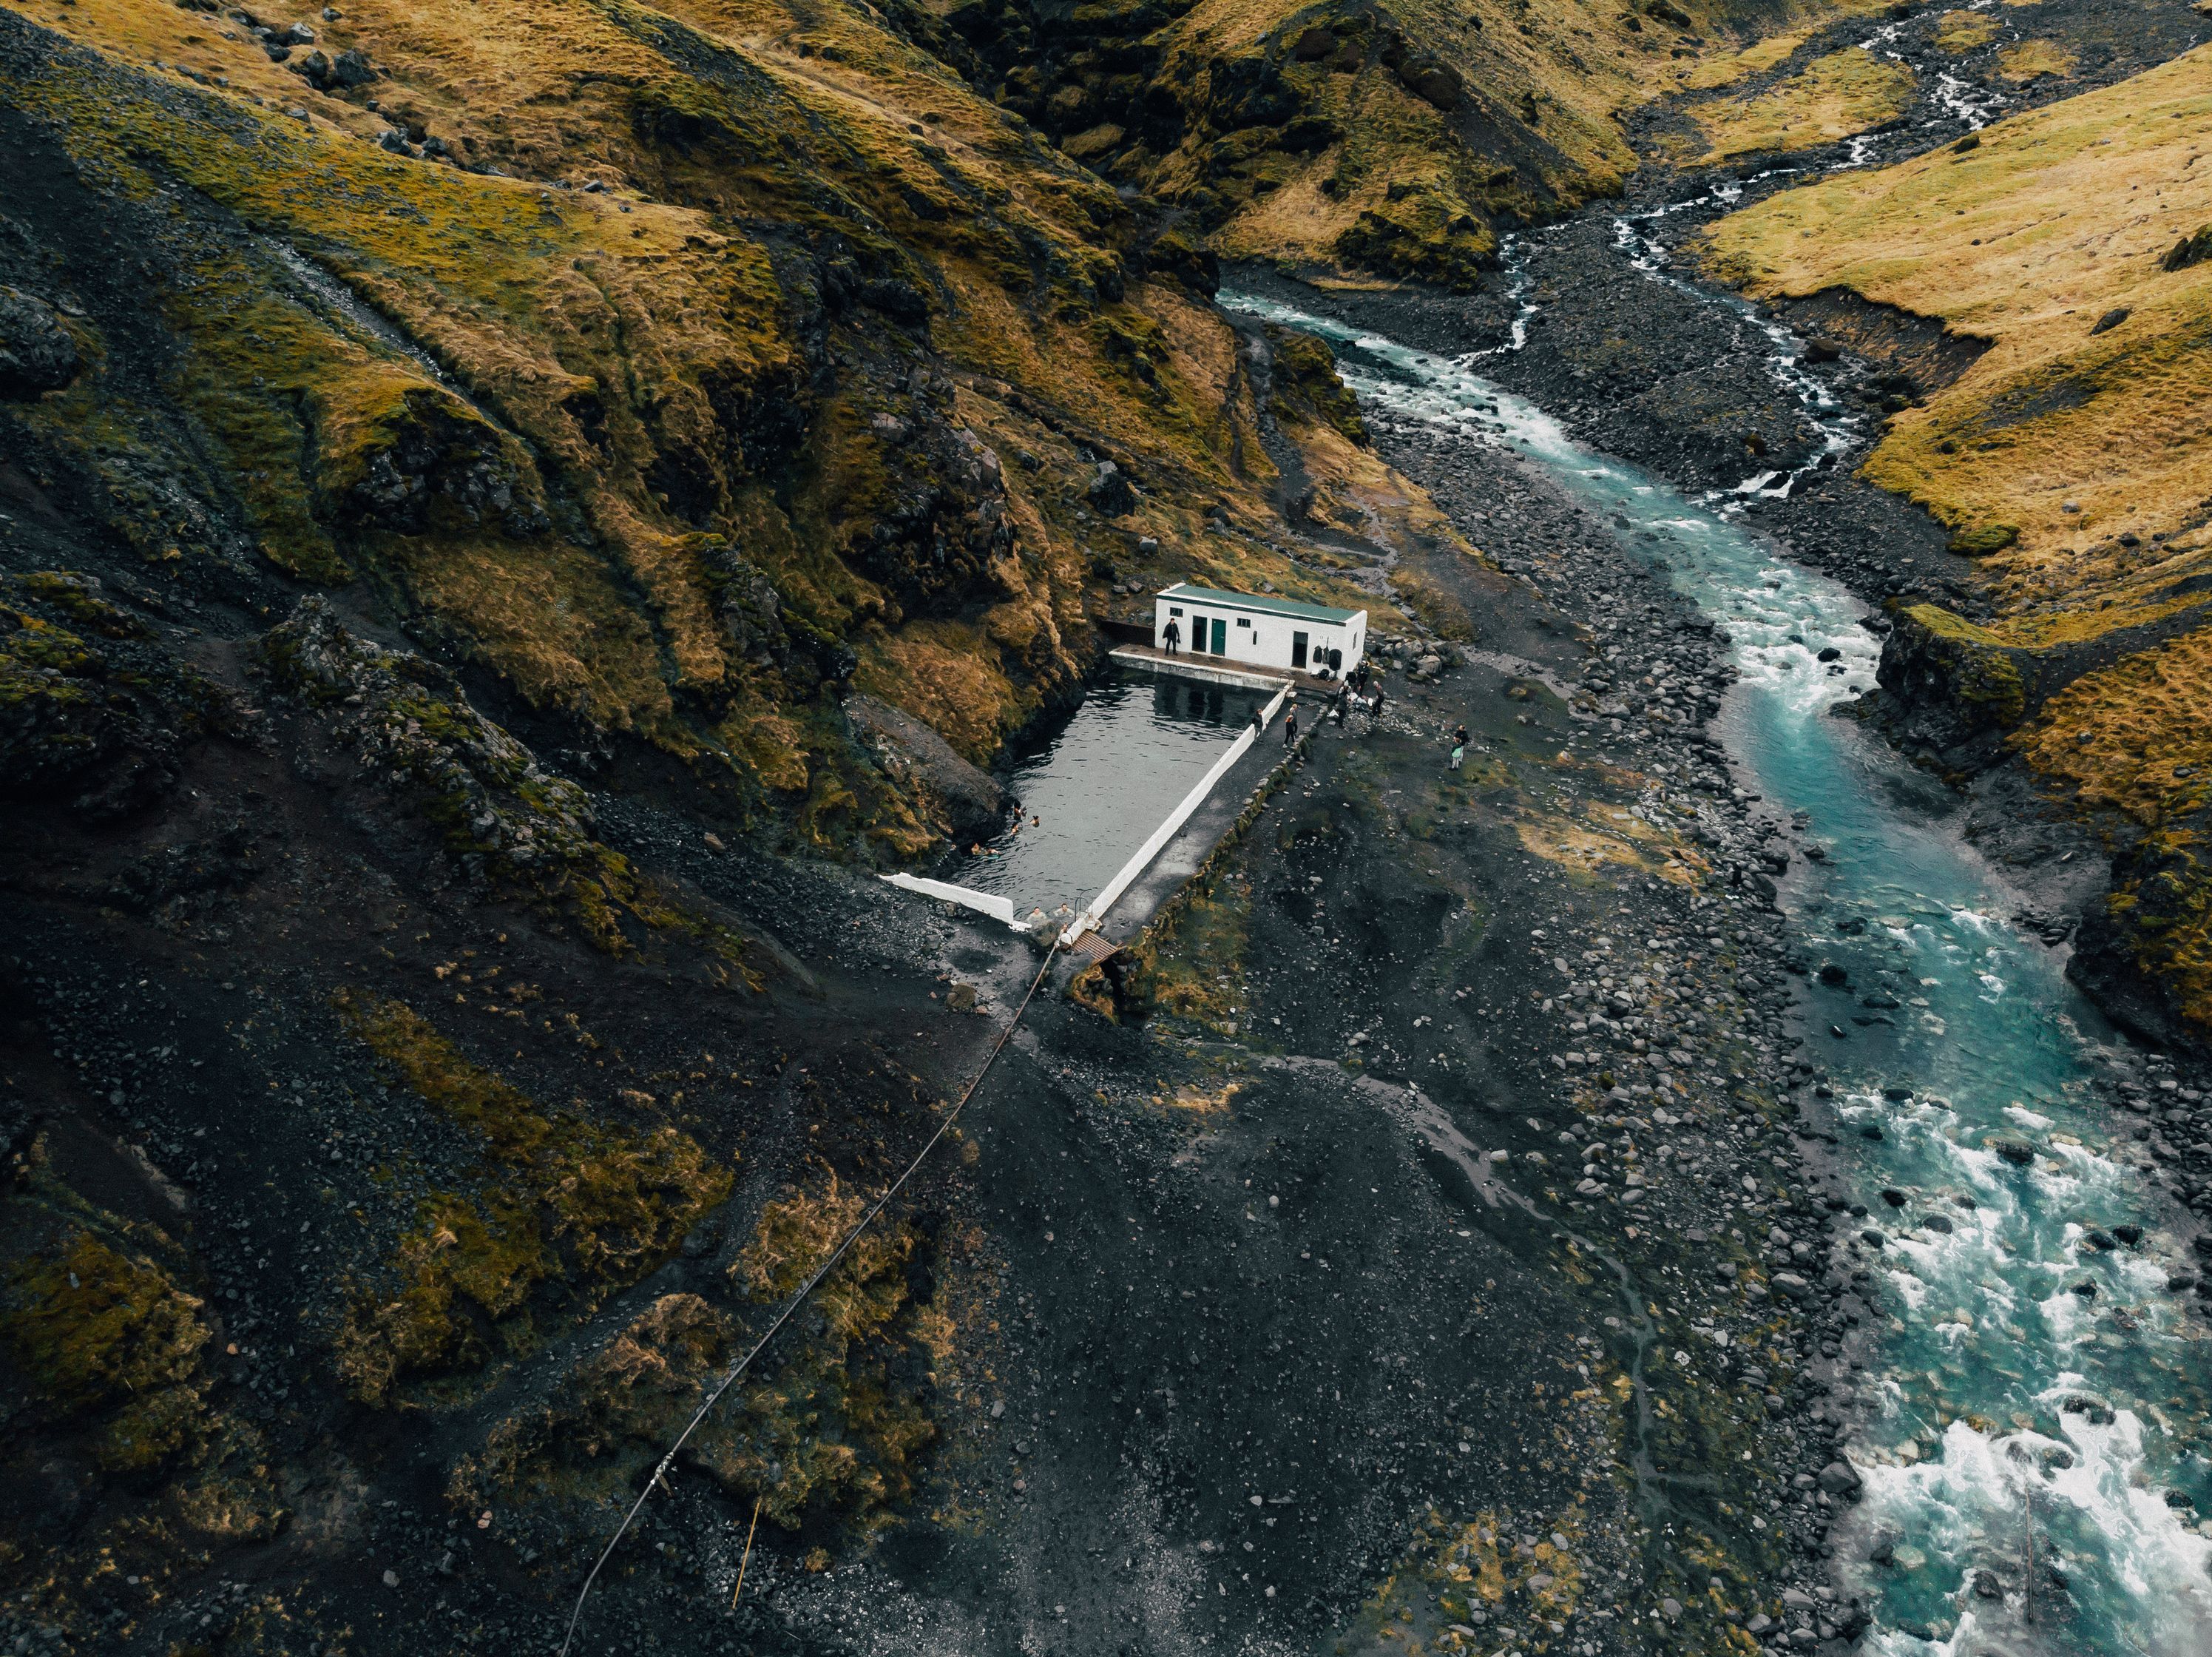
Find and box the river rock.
[1816,1461,1861,1497]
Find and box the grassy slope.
[1702,47,2212,1032]
[0,0,1453,852]
[1704,44,2212,602]
[1680,44,1915,160]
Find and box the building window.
[1236,617,1251,628]
[1169,607,1183,616]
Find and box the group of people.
[1238,661,1401,754]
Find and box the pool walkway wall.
[1069,680,1288,942]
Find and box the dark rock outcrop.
[0,286,78,397]
[844,693,1006,839]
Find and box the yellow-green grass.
[1997,38,2077,81]
[1677,0,1895,92]
[1930,9,2001,53]
[1702,46,2212,635]
[1684,47,1916,161]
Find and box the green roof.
[1157,583,1364,626]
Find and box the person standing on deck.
[1163,618,1181,655]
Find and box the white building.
[1152,583,1366,678]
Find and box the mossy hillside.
[952,0,1871,289]
[1,13,794,724]
[456,1175,949,1537]
[0,0,1396,857]
[331,994,733,1405]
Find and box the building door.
[1291,631,1308,669]
[1210,618,1227,655]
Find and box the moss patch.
[1,1221,211,1473]
[1929,9,2001,53]
[457,1173,950,1540]
[331,994,733,1405]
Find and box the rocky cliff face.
[0,0,1438,862]
[936,0,1797,287]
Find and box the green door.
[1211,618,1227,655]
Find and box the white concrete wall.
[1154,597,1365,675]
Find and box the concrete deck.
[1109,644,1341,697]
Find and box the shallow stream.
[1223,290,2212,1656]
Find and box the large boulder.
[1393,52,1463,111]
[844,694,1005,840]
